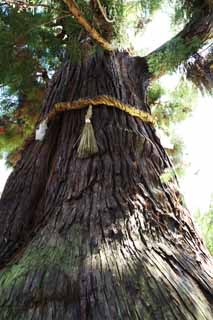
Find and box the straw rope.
[45,95,156,126]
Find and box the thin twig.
[96,0,114,23]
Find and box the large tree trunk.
[0,51,212,320]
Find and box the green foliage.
[169,134,186,177]
[110,0,162,49]
[0,1,67,157]
[148,36,202,76]
[195,201,213,255]
[0,4,65,93]
[169,0,210,25]
[160,167,175,183]
[147,81,165,105]
[170,0,194,25]
[0,0,90,158]
[148,79,197,129]
[0,0,211,162]
[0,114,35,160]
[148,79,197,178]
[0,87,18,115]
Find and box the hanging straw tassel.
[77,105,98,158]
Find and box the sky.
[178,94,213,213]
[0,6,213,214]
[0,159,11,194]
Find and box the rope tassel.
[77,105,98,158]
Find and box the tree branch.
[146,5,213,80]
[63,0,113,51]
[89,0,114,42]
[185,47,213,93]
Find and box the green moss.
[0,227,82,292]
[0,247,60,291]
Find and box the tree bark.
[0,51,212,320]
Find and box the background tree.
[0,0,213,319]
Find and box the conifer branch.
[146,5,213,80]
[63,0,113,51]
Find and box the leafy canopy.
[0,0,212,163]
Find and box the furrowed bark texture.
[0,51,212,319]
